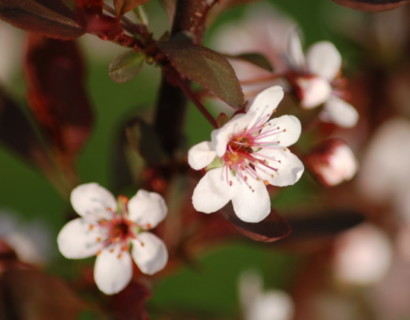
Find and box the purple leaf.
[159,37,245,108]
[0,87,50,168]
[331,0,409,11]
[0,0,84,40]
[24,34,93,158]
[114,0,150,17]
[220,204,291,243]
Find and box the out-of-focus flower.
[0,212,52,265]
[188,86,304,223]
[0,21,22,85]
[239,270,294,320]
[333,224,392,286]
[305,138,358,186]
[285,32,358,128]
[57,183,168,295]
[358,118,410,220]
[213,5,358,128]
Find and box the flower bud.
[305,139,358,186]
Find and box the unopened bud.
[305,139,358,186]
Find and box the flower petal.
[306,41,341,81]
[192,167,236,214]
[188,141,217,170]
[128,190,167,229]
[256,148,304,187]
[247,86,284,128]
[231,179,271,223]
[132,232,168,275]
[259,115,301,147]
[211,113,249,156]
[287,28,305,69]
[70,183,117,220]
[94,247,133,295]
[57,218,105,259]
[320,96,359,127]
[296,76,332,109]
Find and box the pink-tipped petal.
[132,232,168,275]
[128,190,167,229]
[57,218,105,259]
[70,183,116,220]
[306,41,342,81]
[94,247,133,295]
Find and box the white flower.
[188,86,304,223]
[306,139,358,186]
[333,224,392,286]
[287,32,359,127]
[239,271,294,320]
[57,183,168,295]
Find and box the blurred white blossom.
[239,270,294,320]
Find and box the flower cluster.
[57,183,168,295]
[188,86,304,223]
[285,31,359,128]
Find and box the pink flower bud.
[305,139,358,186]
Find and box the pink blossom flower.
[57,183,168,295]
[188,86,304,223]
[305,139,358,186]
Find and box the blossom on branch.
[286,32,359,128]
[57,183,168,295]
[188,86,304,223]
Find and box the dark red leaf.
[24,34,93,158]
[114,0,150,17]
[0,0,84,40]
[226,52,274,72]
[159,37,245,108]
[0,87,50,168]
[288,209,364,238]
[0,269,86,320]
[220,204,292,243]
[331,0,409,11]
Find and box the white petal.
[188,141,217,170]
[192,167,236,214]
[287,28,305,69]
[128,190,167,229]
[320,96,359,127]
[296,76,332,109]
[231,179,270,223]
[306,41,341,81]
[70,183,117,220]
[259,115,301,147]
[57,218,105,259]
[257,149,304,187]
[132,232,168,275]
[211,113,249,156]
[94,247,133,295]
[247,86,284,128]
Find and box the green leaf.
[227,52,273,72]
[159,38,245,108]
[108,50,145,83]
